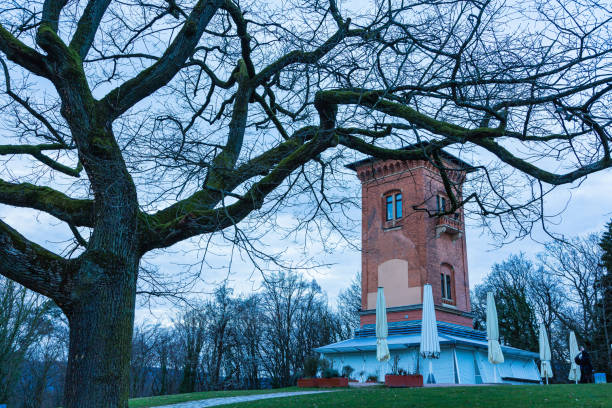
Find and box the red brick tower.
[348,151,474,327]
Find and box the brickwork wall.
[360,309,473,327]
[354,158,471,326]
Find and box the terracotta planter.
[297,378,317,388]
[297,377,349,388]
[385,374,424,388]
[316,377,349,388]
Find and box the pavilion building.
[315,149,541,384]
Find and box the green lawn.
[216,384,612,408]
[129,387,313,408]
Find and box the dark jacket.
[575,351,593,383]
[575,351,593,371]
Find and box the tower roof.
[345,141,475,172]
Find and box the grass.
[215,384,612,408]
[128,386,314,408]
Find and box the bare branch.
[100,0,222,119]
[0,144,81,177]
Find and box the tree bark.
[59,121,140,407]
[63,260,138,408]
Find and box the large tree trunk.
[61,124,141,407]
[63,259,138,408]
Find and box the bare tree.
[230,294,263,390]
[175,307,206,393]
[337,273,361,338]
[540,234,611,373]
[201,284,236,389]
[259,271,340,387]
[0,0,610,405]
[0,277,54,404]
[18,307,68,408]
[151,328,183,396]
[130,324,159,398]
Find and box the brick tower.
[347,150,474,327]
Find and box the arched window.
[384,192,402,221]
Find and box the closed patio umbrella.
[420,284,440,384]
[539,323,553,384]
[487,292,504,382]
[376,287,390,363]
[568,331,580,384]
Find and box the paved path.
[155,391,335,408]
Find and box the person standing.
[575,346,594,383]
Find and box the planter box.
[297,377,349,388]
[297,378,318,388]
[385,374,424,388]
[317,377,349,388]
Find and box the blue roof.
[355,320,487,341]
[315,320,538,358]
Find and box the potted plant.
[317,367,349,388]
[342,365,356,381]
[385,355,423,387]
[297,356,319,388]
[366,374,379,383]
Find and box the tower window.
[440,265,454,301]
[385,192,403,221]
[395,193,402,218]
[437,195,447,214]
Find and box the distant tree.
[337,273,362,338]
[0,277,55,404]
[527,266,570,380]
[539,234,607,366]
[229,294,263,390]
[130,325,158,398]
[175,307,206,393]
[596,221,612,376]
[474,254,538,351]
[15,303,67,408]
[151,328,182,396]
[201,284,236,390]
[259,271,340,387]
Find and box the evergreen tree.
[474,254,538,352]
[596,221,612,376]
